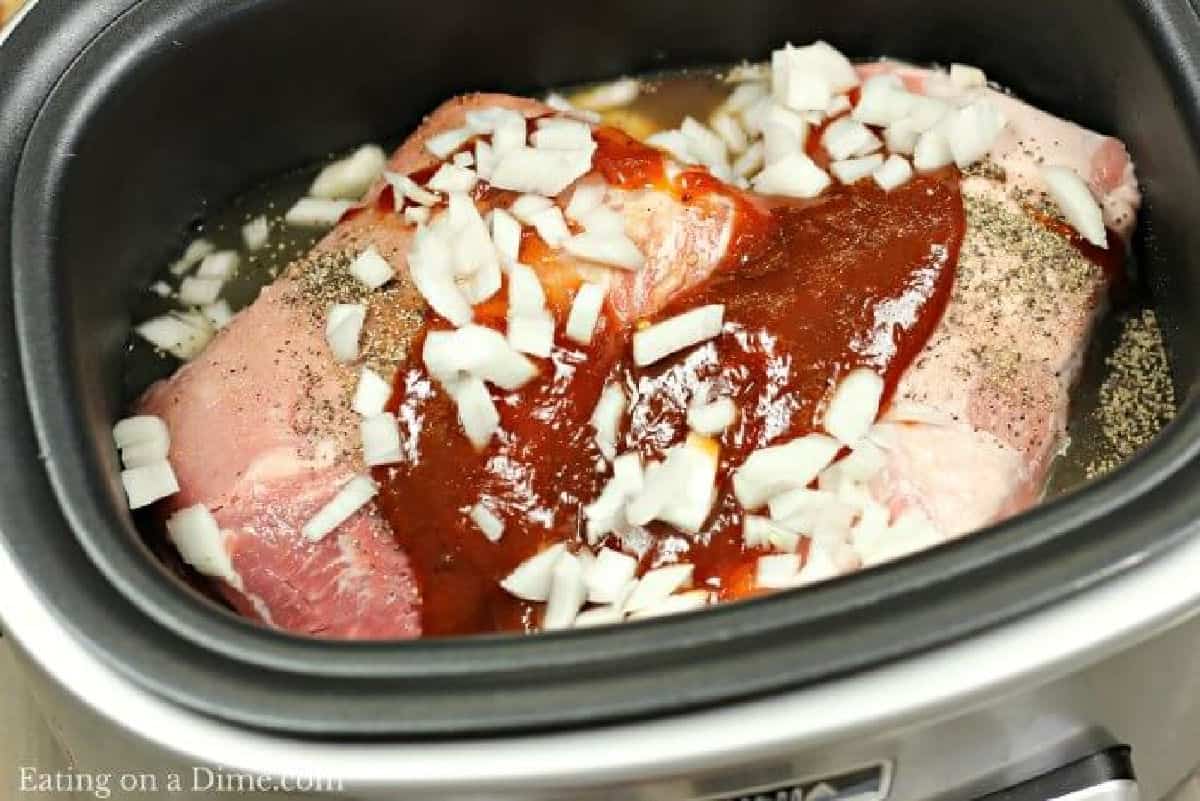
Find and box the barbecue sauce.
[373,128,964,636]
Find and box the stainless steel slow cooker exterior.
[5,0,1200,798]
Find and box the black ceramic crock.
[3,0,1200,738]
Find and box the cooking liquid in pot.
[124,67,1176,631]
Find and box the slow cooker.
[5,1,1200,798]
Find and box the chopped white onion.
[573,605,626,628]
[732,141,765,179]
[762,104,808,165]
[907,96,954,131]
[325,303,366,363]
[465,107,512,134]
[572,77,640,110]
[742,515,801,552]
[500,543,567,602]
[489,146,595,197]
[423,324,538,390]
[426,163,478,194]
[352,367,392,416]
[824,367,885,444]
[645,130,696,164]
[822,117,881,161]
[681,116,730,167]
[490,109,529,159]
[626,434,718,533]
[722,82,769,114]
[590,382,626,460]
[453,151,475,168]
[450,375,501,449]
[310,144,387,200]
[404,206,431,225]
[544,93,603,123]
[385,172,441,206]
[491,208,522,264]
[474,140,496,180]
[949,63,987,90]
[583,548,639,604]
[361,412,402,466]
[241,216,270,251]
[531,118,594,150]
[826,94,852,116]
[752,151,830,198]
[348,246,395,290]
[794,542,841,586]
[733,433,841,510]
[166,504,237,583]
[113,414,169,450]
[200,299,233,330]
[445,192,501,303]
[543,550,588,630]
[408,223,473,327]
[565,176,607,222]
[624,563,693,613]
[301,474,378,541]
[947,101,1006,168]
[884,119,922,156]
[632,304,724,366]
[469,501,504,543]
[177,276,223,306]
[424,127,473,160]
[563,230,646,272]
[687,396,737,434]
[767,487,838,526]
[583,451,644,543]
[859,508,942,566]
[628,589,712,619]
[120,460,179,510]
[169,238,216,276]
[739,95,774,137]
[509,194,555,224]
[872,154,914,191]
[710,112,749,155]
[197,250,239,280]
[284,197,353,228]
[772,41,857,112]
[756,553,801,588]
[507,313,555,358]
[136,312,214,360]
[565,282,607,345]
[830,154,885,185]
[851,74,913,127]
[530,206,571,248]
[913,128,954,171]
[1040,165,1108,248]
[507,263,547,317]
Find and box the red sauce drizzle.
[374,128,965,636]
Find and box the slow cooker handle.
[974,747,1138,801]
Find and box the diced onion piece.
[830,154,885,185]
[949,63,987,90]
[531,118,594,150]
[762,104,808,165]
[543,550,587,630]
[947,101,1006,168]
[723,82,769,114]
[752,151,830,198]
[732,142,765,179]
[361,412,402,466]
[508,263,548,317]
[646,130,696,165]
[913,129,954,171]
[733,433,841,509]
[489,146,595,197]
[446,192,501,301]
[301,474,378,541]
[573,606,625,628]
[310,144,387,200]
[739,95,773,137]
[628,589,712,620]
[113,415,169,450]
[756,553,801,588]
[794,542,841,586]
[135,312,213,360]
[178,276,223,306]
[426,163,478,194]
[571,77,640,111]
[352,367,392,416]
[197,250,240,280]
[632,304,724,366]
[241,216,269,251]
[836,438,887,483]
[509,194,555,224]
[563,230,645,272]
[772,41,857,113]
[166,504,237,583]
[500,543,567,602]
[826,94,852,116]
[872,154,914,191]
[422,324,538,390]
[579,206,625,236]
[474,140,496,180]
[120,460,179,510]
[450,375,500,449]
[822,118,880,161]
[709,112,748,155]
[626,435,718,533]
[530,206,571,248]
[465,107,512,134]
[768,487,838,525]
[544,92,602,123]
[851,74,913,127]
[907,96,954,132]
[565,176,607,221]
[742,515,801,553]
[409,224,473,327]
[507,313,555,358]
[201,299,233,330]
[404,206,431,225]
[490,109,529,159]
[348,246,394,290]
[590,383,626,460]
[565,282,607,345]
[624,563,694,613]
[824,367,885,444]
[284,197,353,228]
[780,70,831,113]
[424,126,473,160]
[1040,165,1108,248]
[687,397,737,435]
[491,208,522,265]
[884,119,922,156]
[169,238,216,276]
[325,303,366,363]
[681,116,729,167]
[469,501,504,543]
[453,151,475,168]
[584,548,639,604]
[851,498,890,554]
[859,508,942,567]
[583,451,643,542]
[386,172,441,206]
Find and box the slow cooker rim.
[6,0,1200,737]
